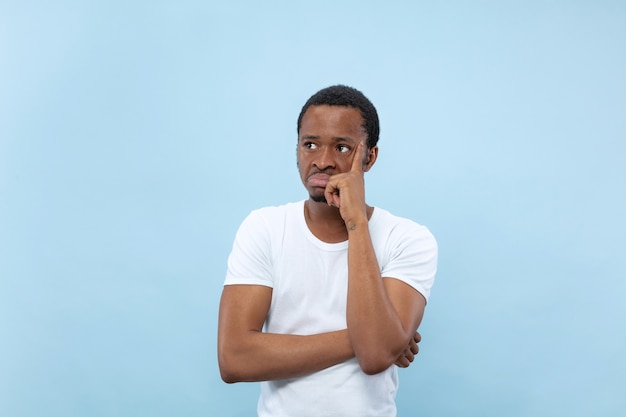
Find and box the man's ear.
[364,146,379,172]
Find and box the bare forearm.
[346,221,412,374]
[219,329,353,383]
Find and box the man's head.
[297,85,380,149]
[296,86,380,204]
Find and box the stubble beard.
[310,193,327,204]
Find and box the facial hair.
[310,194,327,204]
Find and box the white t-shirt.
[224,200,437,417]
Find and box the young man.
[218,85,437,416]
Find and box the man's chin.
[310,194,327,204]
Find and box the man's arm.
[348,233,426,374]
[324,142,429,374]
[217,284,354,383]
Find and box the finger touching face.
[351,141,365,173]
[351,139,379,173]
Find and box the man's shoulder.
[241,200,304,229]
[372,206,425,228]
[371,206,436,241]
[250,200,304,218]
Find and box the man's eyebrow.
[298,135,356,143]
[332,136,356,143]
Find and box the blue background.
[1,1,625,416]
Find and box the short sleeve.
[380,223,438,302]
[224,210,274,288]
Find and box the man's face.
[297,105,376,203]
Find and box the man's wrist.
[346,217,368,232]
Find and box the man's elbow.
[218,351,245,383]
[356,353,397,375]
[219,366,239,384]
[355,338,409,375]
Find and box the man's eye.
[337,145,350,153]
[305,142,317,149]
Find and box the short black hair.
[297,85,380,148]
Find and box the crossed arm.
[218,279,424,383]
[218,285,353,382]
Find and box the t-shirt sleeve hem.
[382,276,431,303]
[223,277,274,288]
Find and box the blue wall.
[1,1,624,416]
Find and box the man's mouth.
[307,173,331,188]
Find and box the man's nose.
[313,147,334,170]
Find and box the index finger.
[351,141,366,173]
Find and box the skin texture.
[218,104,426,382]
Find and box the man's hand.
[394,332,421,368]
[324,141,368,229]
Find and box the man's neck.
[304,199,372,243]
